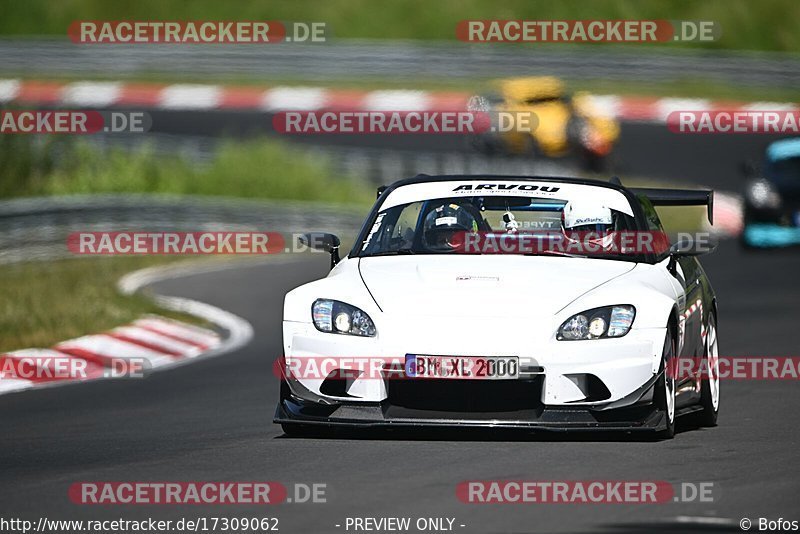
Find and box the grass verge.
[0,256,213,352]
[0,136,375,205]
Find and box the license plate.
[405,355,519,380]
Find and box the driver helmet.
[561,200,615,250]
[423,203,478,251]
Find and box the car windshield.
[359,195,648,261]
[765,155,800,192]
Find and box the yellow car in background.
[469,76,620,171]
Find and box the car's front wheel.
[696,313,720,426]
[656,330,677,439]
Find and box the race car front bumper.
[277,319,671,431]
[282,321,667,407]
[273,370,669,432]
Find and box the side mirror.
[298,232,341,269]
[667,235,718,273]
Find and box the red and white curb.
[0,79,795,124]
[0,316,221,394]
[0,259,256,396]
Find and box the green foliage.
[0,0,797,52]
[0,136,374,205]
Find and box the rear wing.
[630,188,714,225]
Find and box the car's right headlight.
[312,299,376,337]
[557,305,635,340]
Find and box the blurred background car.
[468,76,620,170]
[741,137,800,248]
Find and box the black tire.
[696,313,720,427]
[655,330,677,439]
[580,150,608,173]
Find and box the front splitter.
[274,396,666,432]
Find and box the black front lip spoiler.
[274,391,667,433]
[274,371,668,432]
[274,402,666,432]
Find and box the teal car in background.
[742,138,800,248]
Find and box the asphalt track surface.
[2,113,799,533]
[2,243,800,533]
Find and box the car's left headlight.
[312,299,376,337]
[557,305,635,340]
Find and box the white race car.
[275,175,720,439]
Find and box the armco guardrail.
[0,195,365,264]
[0,38,798,87]
[303,144,578,185]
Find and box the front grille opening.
[387,377,543,413]
[564,374,612,403]
[319,370,360,397]
[584,374,612,402]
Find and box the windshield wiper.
[364,247,418,257]
[524,249,589,259]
